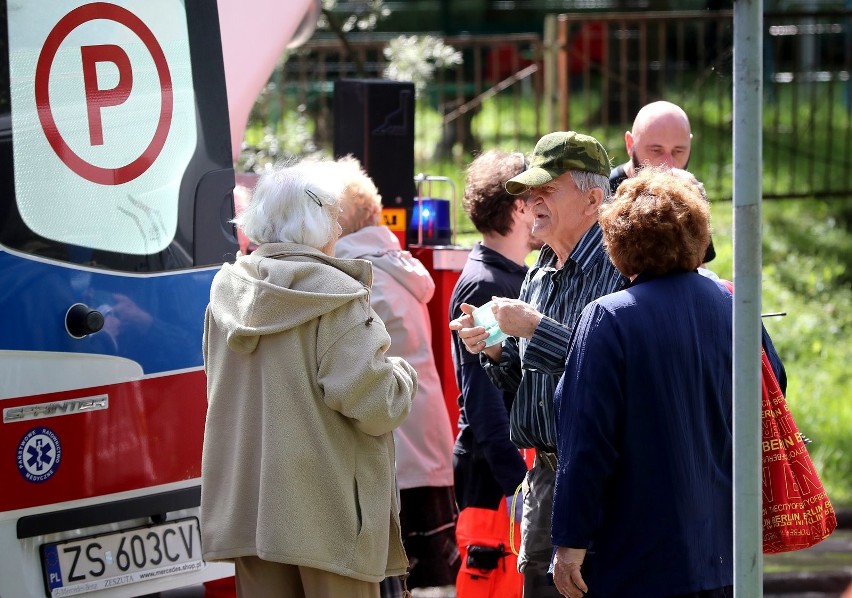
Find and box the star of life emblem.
[17,427,62,483]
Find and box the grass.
[709,199,852,507]
[411,75,852,201]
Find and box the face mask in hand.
[473,301,509,347]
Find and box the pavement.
[158,510,852,597]
[407,512,852,598]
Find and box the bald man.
[610,100,716,263]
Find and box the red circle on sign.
[34,2,173,185]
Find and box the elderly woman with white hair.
[200,159,417,598]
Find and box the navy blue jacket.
[551,271,783,597]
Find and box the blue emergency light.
[409,197,452,245]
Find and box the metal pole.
[732,0,763,596]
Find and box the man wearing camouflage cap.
[451,131,628,597]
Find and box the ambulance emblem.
[17,427,62,483]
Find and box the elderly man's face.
[628,113,692,171]
[526,171,593,248]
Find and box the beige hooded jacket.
[201,242,416,582]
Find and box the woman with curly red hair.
[549,168,783,598]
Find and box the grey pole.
[732,0,764,595]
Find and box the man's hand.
[552,546,588,598]
[449,303,502,360]
[490,297,543,339]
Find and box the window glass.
[7,0,197,255]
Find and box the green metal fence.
[244,9,852,202]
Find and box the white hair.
[234,160,344,250]
[570,170,612,202]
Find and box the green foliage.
[383,36,463,96]
[708,200,852,506]
[319,0,390,33]
[238,105,324,172]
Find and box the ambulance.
[0,1,318,595]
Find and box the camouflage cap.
[505,131,611,195]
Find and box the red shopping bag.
[720,278,836,553]
[760,349,837,553]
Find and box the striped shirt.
[482,222,628,451]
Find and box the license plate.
[40,517,204,597]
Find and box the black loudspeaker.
[333,79,416,211]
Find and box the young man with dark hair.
[450,149,538,598]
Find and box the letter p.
[81,44,132,146]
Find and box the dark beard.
[630,150,690,172]
[631,150,643,172]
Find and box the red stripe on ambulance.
[1,370,206,512]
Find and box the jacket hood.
[209,242,373,354]
[335,226,435,304]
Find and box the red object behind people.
[760,348,837,553]
[720,279,836,553]
[204,576,236,597]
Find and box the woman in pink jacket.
[332,156,459,594]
